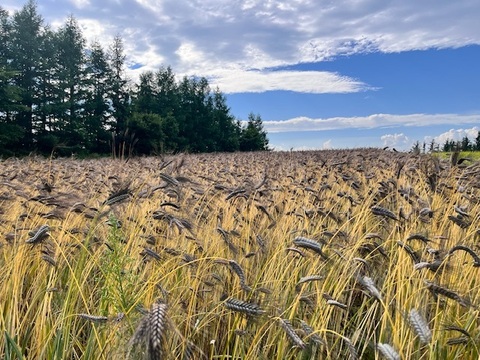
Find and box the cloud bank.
[263,114,480,133]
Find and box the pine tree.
[0,2,269,156]
[84,40,112,153]
[9,0,45,150]
[35,26,60,152]
[411,141,421,155]
[460,136,471,151]
[240,113,269,151]
[108,35,130,135]
[211,88,240,152]
[54,15,88,153]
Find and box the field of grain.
[1,149,479,359]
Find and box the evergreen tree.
[83,40,112,153]
[126,112,163,155]
[154,66,178,116]
[475,131,480,151]
[134,71,156,113]
[177,76,212,152]
[211,88,240,152]
[0,7,24,120]
[0,67,25,155]
[442,139,451,152]
[460,136,471,151]
[176,76,196,152]
[9,0,45,150]
[0,1,269,156]
[35,26,60,152]
[108,35,130,134]
[240,113,269,151]
[411,141,421,155]
[130,71,166,154]
[53,15,87,153]
[0,7,11,68]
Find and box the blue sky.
[4,0,480,150]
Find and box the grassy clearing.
[0,149,479,359]
[433,151,480,162]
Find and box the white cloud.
[263,114,480,133]
[76,18,115,48]
[424,127,479,146]
[381,133,409,147]
[4,0,478,93]
[208,69,369,94]
[70,0,90,9]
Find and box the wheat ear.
[377,343,401,360]
[147,300,168,360]
[78,314,109,323]
[371,205,398,221]
[278,318,305,349]
[357,275,382,301]
[424,281,471,307]
[293,236,328,260]
[26,225,50,244]
[448,245,480,267]
[228,260,252,292]
[300,320,325,346]
[408,309,432,344]
[221,295,265,316]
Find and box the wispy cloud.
[209,69,369,94]
[263,114,480,133]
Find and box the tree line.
[411,131,480,154]
[0,1,269,157]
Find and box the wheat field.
[0,149,479,359]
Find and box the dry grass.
[0,149,479,359]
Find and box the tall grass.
[0,149,479,359]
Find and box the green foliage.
[240,113,269,151]
[0,1,269,157]
[439,131,480,152]
[126,113,165,154]
[0,123,24,156]
[4,331,25,360]
[100,214,138,313]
